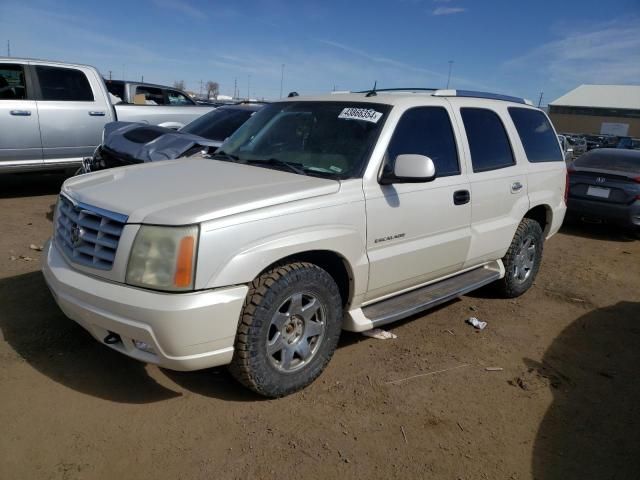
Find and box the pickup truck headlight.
[126,225,199,292]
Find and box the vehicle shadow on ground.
[0,271,265,403]
[559,221,637,243]
[531,301,640,479]
[0,172,70,199]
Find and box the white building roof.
[550,84,640,110]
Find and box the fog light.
[133,340,156,355]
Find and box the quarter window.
[461,108,515,172]
[0,64,27,100]
[508,107,563,162]
[35,66,94,101]
[387,107,460,177]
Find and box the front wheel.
[229,262,343,397]
[496,218,544,298]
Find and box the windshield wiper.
[248,158,307,176]
[210,150,240,162]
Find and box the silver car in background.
[0,57,214,173]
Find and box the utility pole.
[280,64,285,99]
[234,78,237,100]
[7,40,10,57]
[247,74,251,100]
[199,80,203,97]
[108,70,112,80]
[446,60,454,89]
[537,91,544,108]
[141,75,144,83]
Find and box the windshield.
[574,150,640,173]
[181,107,258,141]
[217,101,391,179]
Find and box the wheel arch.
[524,204,552,236]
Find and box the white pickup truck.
[0,57,215,173]
[43,89,567,397]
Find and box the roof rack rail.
[433,89,533,105]
[354,87,440,93]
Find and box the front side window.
[386,107,460,177]
[461,108,515,172]
[0,64,27,100]
[35,66,94,101]
[134,86,165,105]
[167,89,194,105]
[509,107,563,163]
[219,101,391,179]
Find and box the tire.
[495,218,544,298]
[229,262,343,397]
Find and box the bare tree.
[173,80,186,91]
[206,81,219,99]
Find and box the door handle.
[10,110,31,116]
[511,181,524,193]
[88,111,105,116]
[453,190,470,205]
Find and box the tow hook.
[104,332,121,345]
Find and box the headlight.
[126,225,199,292]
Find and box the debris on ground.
[362,328,397,340]
[18,255,34,262]
[466,317,487,330]
[485,367,503,372]
[29,244,43,251]
[9,255,17,261]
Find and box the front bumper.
[566,197,640,229]
[42,239,248,371]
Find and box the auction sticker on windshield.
[338,107,383,123]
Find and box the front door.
[0,62,43,169]
[365,105,472,302]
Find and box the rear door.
[0,62,43,169]
[34,64,111,166]
[454,103,530,267]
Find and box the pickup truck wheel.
[229,262,343,397]
[496,218,543,298]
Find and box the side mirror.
[380,154,436,185]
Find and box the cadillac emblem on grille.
[70,225,82,247]
[595,177,606,183]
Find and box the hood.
[62,156,340,224]
[102,121,221,164]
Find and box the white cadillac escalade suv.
[43,89,567,397]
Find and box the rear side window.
[134,86,165,105]
[35,66,94,101]
[387,107,460,177]
[508,107,563,162]
[461,108,514,172]
[0,64,27,100]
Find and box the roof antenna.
[365,80,377,97]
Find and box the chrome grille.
[55,195,128,270]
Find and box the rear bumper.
[566,196,640,229]
[42,239,248,371]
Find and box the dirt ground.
[1,172,639,480]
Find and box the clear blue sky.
[1,0,639,103]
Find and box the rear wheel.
[496,218,544,298]
[229,262,343,397]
